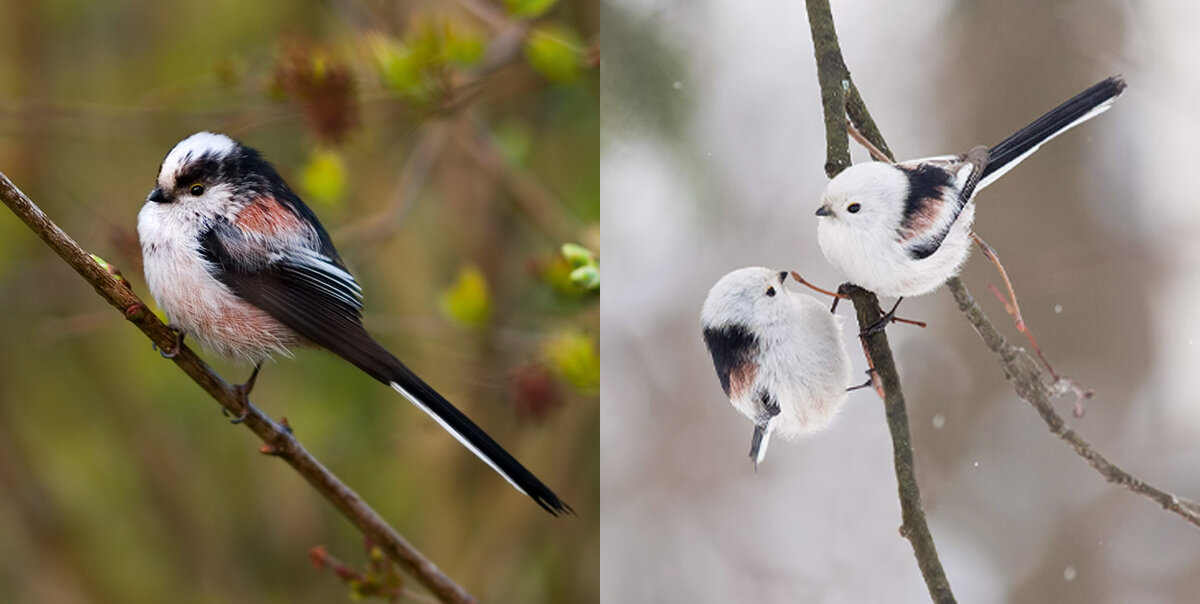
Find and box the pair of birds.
[701,75,1127,466]
[136,75,1124,514]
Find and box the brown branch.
[804,1,956,602]
[0,170,476,604]
[840,288,957,604]
[947,278,1200,528]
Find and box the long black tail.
[979,75,1126,190]
[348,335,573,516]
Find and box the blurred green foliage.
[301,148,348,206]
[525,24,586,84]
[438,265,491,329]
[543,329,599,393]
[506,0,561,19]
[0,1,598,603]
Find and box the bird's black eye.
[847,202,861,214]
[189,183,205,196]
[765,286,776,297]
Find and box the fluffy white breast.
[137,183,300,364]
[816,162,975,297]
[755,289,850,438]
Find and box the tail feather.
[340,334,572,516]
[750,423,772,471]
[979,75,1126,191]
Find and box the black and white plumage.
[815,75,1126,298]
[138,132,571,515]
[700,268,851,467]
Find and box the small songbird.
[700,268,851,467]
[815,75,1126,298]
[137,132,570,515]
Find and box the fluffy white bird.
[701,267,852,467]
[816,76,1126,298]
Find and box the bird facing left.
[700,267,852,467]
[137,131,572,516]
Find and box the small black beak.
[778,271,789,283]
[815,205,833,217]
[148,188,168,204]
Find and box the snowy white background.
[601,0,1200,601]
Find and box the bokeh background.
[603,0,1200,602]
[0,1,597,602]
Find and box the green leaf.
[438,266,491,329]
[524,24,583,84]
[543,329,599,392]
[505,0,558,18]
[301,149,347,206]
[369,36,434,101]
[560,242,593,268]
[441,23,486,66]
[569,265,599,291]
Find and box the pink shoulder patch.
[899,191,947,242]
[235,196,304,237]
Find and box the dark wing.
[702,323,759,400]
[199,220,572,515]
[980,76,1125,189]
[897,148,988,260]
[196,220,396,378]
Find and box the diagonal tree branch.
[947,278,1200,528]
[0,170,476,604]
[805,4,1200,602]
[805,1,956,602]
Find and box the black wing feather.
[983,76,1126,180]
[701,323,758,397]
[198,222,572,515]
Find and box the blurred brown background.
[0,1,597,602]
[602,0,1200,602]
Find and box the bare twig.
[456,115,580,243]
[0,170,476,604]
[946,278,1200,527]
[804,1,956,601]
[970,232,1093,416]
[333,122,448,256]
[847,120,890,163]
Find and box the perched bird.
[137,132,570,515]
[700,268,852,467]
[815,75,1126,298]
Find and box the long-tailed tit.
[137,132,570,515]
[700,268,851,467]
[815,76,1126,298]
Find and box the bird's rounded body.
[139,199,302,363]
[701,267,851,465]
[136,131,570,515]
[814,76,1126,298]
[816,160,977,298]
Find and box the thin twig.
[333,122,448,256]
[970,232,1093,416]
[456,115,580,243]
[946,277,1200,528]
[846,120,890,162]
[0,170,476,604]
[804,1,956,601]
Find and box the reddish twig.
[971,232,1093,417]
